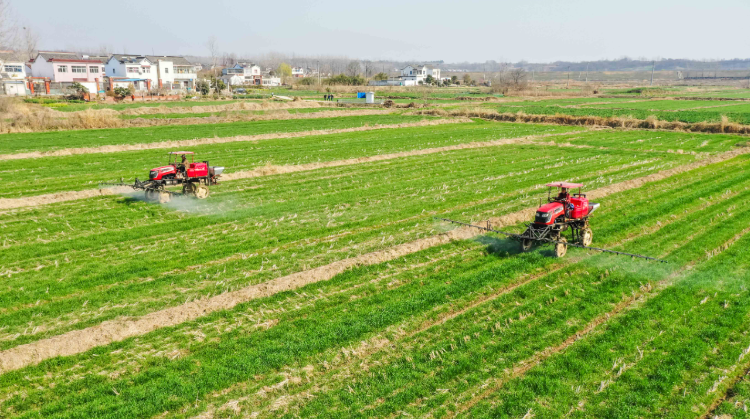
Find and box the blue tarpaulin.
[357,92,366,99]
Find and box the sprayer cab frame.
[546,182,585,203]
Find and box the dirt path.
[0,117,466,161]
[1,147,747,373]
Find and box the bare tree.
[222,52,237,67]
[509,68,527,88]
[346,60,361,77]
[206,36,219,75]
[18,26,38,61]
[0,0,16,50]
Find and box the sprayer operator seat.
[169,151,194,176]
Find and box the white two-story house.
[0,51,28,95]
[106,55,198,92]
[221,62,262,86]
[105,55,155,91]
[291,67,306,78]
[401,65,441,84]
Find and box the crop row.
[2,120,582,197]
[580,99,731,110]
[2,153,749,418]
[0,113,426,154]
[46,99,241,113]
[118,107,372,120]
[528,128,744,153]
[0,144,693,350]
[491,103,750,125]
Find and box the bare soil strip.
[0,148,747,373]
[0,118,466,161]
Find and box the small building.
[369,78,417,87]
[30,51,105,94]
[291,67,306,78]
[0,50,29,95]
[261,76,281,86]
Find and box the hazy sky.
[13,0,750,63]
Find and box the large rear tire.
[144,190,157,201]
[194,184,210,199]
[521,239,533,252]
[555,237,568,258]
[581,228,593,247]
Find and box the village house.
[30,51,106,94]
[0,51,29,95]
[400,64,441,84]
[291,66,306,78]
[105,54,198,91]
[221,62,262,86]
[369,64,442,86]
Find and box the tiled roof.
[36,51,80,61]
[111,54,151,64]
[145,55,194,66]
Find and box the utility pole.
[317,61,320,87]
[585,63,589,83]
[650,61,655,86]
[566,66,570,89]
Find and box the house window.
[90,66,99,73]
[3,65,21,73]
[112,68,115,74]
[164,68,169,73]
[71,66,87,73]
[142,67,150,73]
[57,65,68,73]
[127,67,139,73]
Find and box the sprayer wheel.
[182,183,195,195]
[581,228,593,247]
[521,238,533,252]
[158,191,171,204]
[555,237,568,258]
[194,185,210,199]
[144,190,156,201]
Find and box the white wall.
[105,58,125,78]
[3,81,27,96]
[31,57,54,78]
